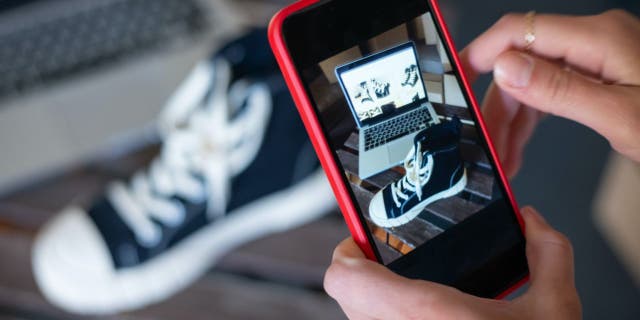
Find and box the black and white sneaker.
[399,64,422,104]
[31,29,334,315]
[371,78,391,99]
[369,117,467,228]
[355,81,374,104]
[401,64,420,88]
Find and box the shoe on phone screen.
[369,117,467,228]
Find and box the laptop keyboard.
[0,0,205,99]
[363,107,434,151]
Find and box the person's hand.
[324,207,581,320]
[460,10,640,177]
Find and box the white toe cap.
[32,207,115,314]
[368,192,390,227]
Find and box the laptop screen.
[336,42,427,126]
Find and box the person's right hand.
[460,10,640,177]
[325,207,582,320]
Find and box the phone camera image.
[302,12,503,265]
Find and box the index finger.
[461,12,614,84]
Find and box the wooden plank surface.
[426,197,483,224]
[0,231,127,320]
[432,102,472,122]
[372,236,403,262]
[461,125,480,143]
[465,168,493,200]
[336,150,401,189]
[350,183,374,214]
[343,133,358,152]
[459,142,490,169]
[388,216,443,249]
[131,272,346,320]
[216,215,349,288]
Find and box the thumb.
[520,207,576,293]
[493,51,638,148]
[324,239,486,319]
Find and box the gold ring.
[524,11,536,51]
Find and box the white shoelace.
[390,142,433,208]
[107,59,273,247]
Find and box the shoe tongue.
[206,27,290,125]
[213,28,278,80]
[416,119,461,151]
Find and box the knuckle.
[619,114,640,141]
[496,13,520,29]
[323,261,347,297]
[545,68,573,108]
[322,267,337,296]
[601,9,633,22]
[542,229,574,253]
[597,10,633,35]
[593,10,640,58]
[539,290,582,319]
[550,287,582,312]
[611,97,640,155]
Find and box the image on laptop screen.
[336,42,427,125]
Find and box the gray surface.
[0,0,240,195]
[446,1,640,319]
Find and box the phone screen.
[282,0,527,296]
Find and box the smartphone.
[269,0,528,298]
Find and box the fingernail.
[494,53,534,88]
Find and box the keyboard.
[0,0,205,99]
[363,107,434,151]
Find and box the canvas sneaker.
[31,29,334,315]
[369,117,467,228]
[399,64,422,105]
[401,64,420,88]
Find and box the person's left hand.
[324,207,581,320]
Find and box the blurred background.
[0,0,638,319]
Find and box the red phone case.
[268,0,529,299]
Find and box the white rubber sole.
[370,169,467,228]
[32,170,335,315]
